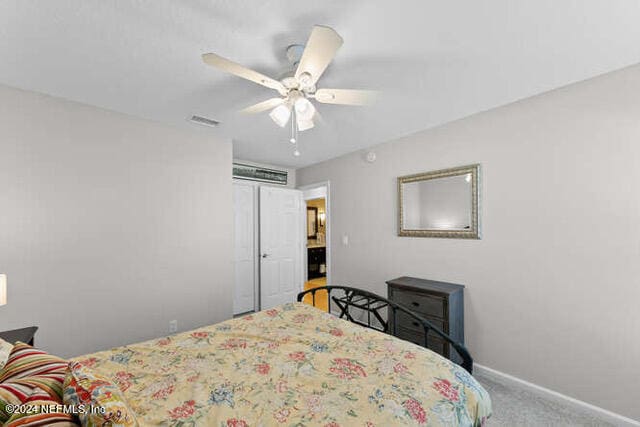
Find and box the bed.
[71,295,491,426]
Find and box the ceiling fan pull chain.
[292,109,300,157]
[290,107,296,144]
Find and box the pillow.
[63,361,138,426]
[0,342,68,422]
[4,395,79,426]
[0,338,12,369]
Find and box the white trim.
[474,364,640,426]
[301,186,326,200]
[298,181,331,286]
[252,184,260,312]
[231,181,259,315]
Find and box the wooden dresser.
[387,276,465,365]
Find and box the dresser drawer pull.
[412,321,420,327]
[411,301,419,307]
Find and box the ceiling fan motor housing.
[282,45,315,93]
[285,44,305,66]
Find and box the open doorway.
[300,182,330,311]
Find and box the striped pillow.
[0,342,68,423]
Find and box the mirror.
[398,164,480,239]
[307,207,318,239]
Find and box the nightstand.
[0,326,38,346]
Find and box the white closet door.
[233,183,256,315]
[259,186,304,310]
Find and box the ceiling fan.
[202,25,376,155]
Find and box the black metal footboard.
[297,285,473,373]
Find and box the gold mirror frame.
[398,164,481,239]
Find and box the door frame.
[298,181,331,285]
[232,180,260,313]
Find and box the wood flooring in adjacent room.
[302,277,328,312]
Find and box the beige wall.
[0,84,234,358]
[298,64,640,420]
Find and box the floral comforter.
[73,302,491,426]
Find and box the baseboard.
[474,364,640,427]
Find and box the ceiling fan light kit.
[202,25,377,157]
[296,117,315,132]
[269,104,291,127]
[293,96,315,120]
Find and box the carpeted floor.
[474,371,616,426]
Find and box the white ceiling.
[1,1,639,168]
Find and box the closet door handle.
[262,253,270,258]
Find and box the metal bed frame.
[297,285,473,373]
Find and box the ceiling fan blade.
[314,88,377,106]
[240,98,285,114]
[202,53,286,95]
[295,26,343,86]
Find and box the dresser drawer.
[387,277,464,366]
[396,327,447,355]
[395,310,446,334]
[391,290,445,318]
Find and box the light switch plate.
[169,320,178,333]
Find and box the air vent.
[188,115,220,128]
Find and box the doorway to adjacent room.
[299,183,331,311]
